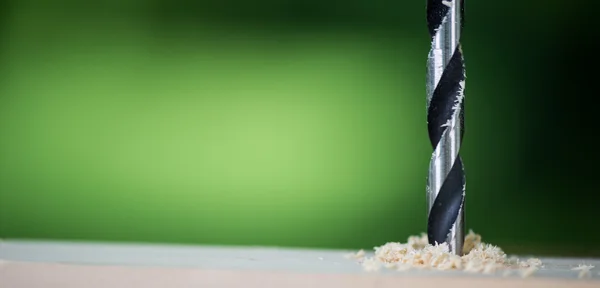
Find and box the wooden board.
[1,240,599,288]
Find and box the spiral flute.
[425,0,466,255]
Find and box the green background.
[1,1,597,256]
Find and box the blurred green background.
[0,1,597,256]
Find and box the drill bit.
[425,0,466,255]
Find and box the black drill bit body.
[425,0,466,254]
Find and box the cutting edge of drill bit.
[425,0,466,255]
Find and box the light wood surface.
[1,240,599,288]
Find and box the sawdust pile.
[346,230,543,277]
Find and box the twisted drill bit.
[426,0,466,255]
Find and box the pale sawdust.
[349,230,544,277]
[571,264,595,279]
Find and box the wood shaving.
[361,257,381,272]
[464,259,484,273]
[506,256,519,267]
[578,269,591,279]
[571,264,595,270]
[571,264,594,279]
[349,230,545,277]
[462,230,481,255]
[520,266,538,278]
[407,233,429,250]
[344,249,365,260]
[483,262,503,274]
[520,258,543,268]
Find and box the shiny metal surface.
[425,0,465,255]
